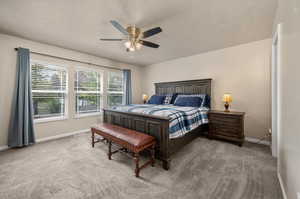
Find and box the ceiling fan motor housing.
[126,26,141,39]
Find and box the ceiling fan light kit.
[100,20,162,52]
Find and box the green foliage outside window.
[75,70,101,114]
[107,71,124,107]
[31,63,66,119]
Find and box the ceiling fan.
[100,20,162,52]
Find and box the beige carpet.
[0,133,282,199]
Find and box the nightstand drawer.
[209,114,241,125]
[210,124,241,136]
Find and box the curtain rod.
[14,47,123,71]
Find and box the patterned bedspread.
[111,104,209,139]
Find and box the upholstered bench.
[91,123,156,177]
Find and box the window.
[75,69,102,115]
[107,71,124,107]
[31,61,67,121]
[31,61,124,121]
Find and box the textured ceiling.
[0,0,277,66]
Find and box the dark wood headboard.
[155,79,212,96]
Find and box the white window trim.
[74,112,102,119]
[31,60,69,123]
[107,91,124,94]
[74,67,104,117]
[34,116,68,124]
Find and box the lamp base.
[224,103,230,112]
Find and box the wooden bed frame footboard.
[103,109,209,170]
[103,109,171,169]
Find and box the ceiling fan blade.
[100,38,124,41]
[142,27,162,38]
[139,40,160,48]
[110,20,128,35]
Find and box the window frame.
[74,66,103,118]
[30,60,69,123]
[107,70,124,108]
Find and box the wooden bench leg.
[91,130,95,148]
[108,141,112,160]
[151,144,155,167]
[134,153,140,177]
[162,160,170,170]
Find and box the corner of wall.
[278,172,288,199]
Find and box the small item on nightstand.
[142,94,149,104]
[222,93,232,112]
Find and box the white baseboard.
[0,128,90,152]
[278,172,288,199]
[0,145,9,152]
[0,131,271,151]
[36,129,90,143]
[245,136,271,146]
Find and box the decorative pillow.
[147,95,166,105]
[163,94,173,104]
[170,93,179,104]
[202,95,211,108]
[174,94,210,108]
[174,96,203,107]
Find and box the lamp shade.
[142,94,149,101]
[223,93,233,103]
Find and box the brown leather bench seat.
[91,123,156,177]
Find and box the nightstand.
[208,110,245,146]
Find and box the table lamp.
[223,93,232,112]
[142,94,149,104]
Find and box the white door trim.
[271,24,282,158]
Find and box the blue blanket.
[111,104,209,139]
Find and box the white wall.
[142,39,272,139]
[0,33,143,147]
[273,0,300,198]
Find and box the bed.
[103,79,212,170]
